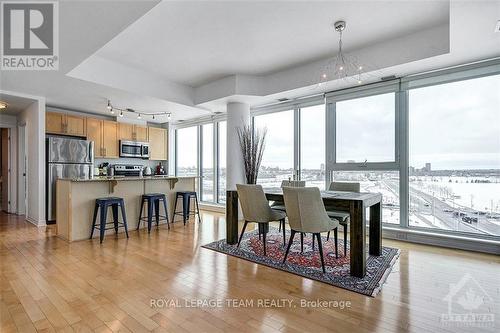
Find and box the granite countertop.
[60,175,198,182]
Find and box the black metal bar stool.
[137,193,170,233]
[90,197,129,243]
[173,191,201,225]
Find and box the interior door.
[1,129,9,212]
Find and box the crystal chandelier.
[318,20,366,87]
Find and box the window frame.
[249,59,500,243]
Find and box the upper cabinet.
[135,125,148,142]
[46,112,86,137]
[118,123,148,142]
[86,118,119,158]
[86,118,103,158]
[148,127,167,161]
[46,111,168,161]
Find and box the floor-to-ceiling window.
[201,124,214,202]
[254,110,295,188]
[218,121,227,203]
[330,91,400,224]
[300,104,326,189]
[408,74,500,236]
[176,126,198,176]
[175,120,226,204]
[335,93,395,163]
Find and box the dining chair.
[271,180,306,237]
[325,181,361,256]
[271,180,306,211]
[236,184,287,254]
[282,187,339,273]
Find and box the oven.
[119,140,150,159]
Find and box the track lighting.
[106,99,171,121]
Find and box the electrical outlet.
[495,20,500,33]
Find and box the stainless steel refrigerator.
[46,136,94,223]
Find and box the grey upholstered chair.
[282,187,340,273]
[236,184,287,254]
[271,180,306,209]
[270,180,306,234]
[325,181,361,256]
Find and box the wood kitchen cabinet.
[148,127,167,160]
[118,123,148,141]
[86,118,119,158]
[86,118,103,158]
[135,125,148,141]
[102,121,119,158]
[46,112,86,136]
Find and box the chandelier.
[317,20,367,87]
[106,100,171,121]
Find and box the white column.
[226,102,250,191]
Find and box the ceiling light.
[106,100,112,110]
[110,107,114,114]
[317,20,373,86]
[152,114,155,120]
[0,101,7,109]
[137,113,141,119]
[119,110,123,117]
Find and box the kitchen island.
[56,176,197,242]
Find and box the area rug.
[202,228,400,297]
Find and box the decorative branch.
[236,125,267,184]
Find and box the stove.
[114,164,143,177]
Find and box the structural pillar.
[226,102,250,191]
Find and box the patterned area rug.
[202,228,400,297]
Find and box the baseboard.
[25,216,47,227]
[199,203,225,214]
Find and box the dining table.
[225,188,383,278]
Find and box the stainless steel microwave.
[119,140,150,159]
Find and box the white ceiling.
[0,93,37,115]
[97,0,449,87]
[1,1,499,123]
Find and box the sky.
[177,74,500,171]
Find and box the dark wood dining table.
[225,189,383,278]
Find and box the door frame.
[18,123,27,215]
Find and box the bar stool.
[173,191,201,225]
[137,193,170,233]
[90,197,129,243]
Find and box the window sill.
[382,226,500,255]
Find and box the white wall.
[18,99,46,226]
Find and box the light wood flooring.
[1,211,499,333]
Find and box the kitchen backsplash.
[95,158,167,172]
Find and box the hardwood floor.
[1,211,498,333]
